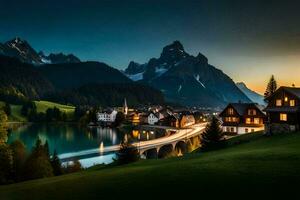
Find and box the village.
[96,85,300,137]
[95,98,210,129]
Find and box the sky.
[1,0,300,94]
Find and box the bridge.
[58,123,207,161]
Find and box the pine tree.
[115,141,139,165]
[0,143,13,184]
[44,140,50,158]
[51,150,63,176]
[264,75,277,101]
[23,138,53,180]
[10,140,26,181]
[200,117,225,151]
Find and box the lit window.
[284,97,288,102]
[228,108,234,115]
[225,117,238,122]
[246,118,251,124]
[276,99,282,106]
[280,113,287,121]
[248,109,257,115]
[290,100,295,107]
[254,118,260,124]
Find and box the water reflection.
[7,123,122,155]
[7,123,170,167]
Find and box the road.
[58,123,207,161]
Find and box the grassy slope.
[34,101,75,114]
[1,132,300,199]
[0,101,75,122]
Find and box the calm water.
[7,123,166,167]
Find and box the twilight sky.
[1,0,300,94]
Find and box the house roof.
[220,103,265,117]
[99,108,116,114]
[266,86,300,100]
[147,111,159,118]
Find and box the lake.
[7,123,167,168]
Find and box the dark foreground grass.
[1,132,300,200]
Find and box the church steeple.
[123,98,128,115]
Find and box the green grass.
[34,101,75,114]
[34,100,75,121]
[0,100,75,122]
[1,132,300,199]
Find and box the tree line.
[0,109,82,184]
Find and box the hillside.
[1,132,300,199]
[45,83,165,106]
[34,101,75,114]
[0,55,163,107]
[124,41,251,107]
[0,100,75,122]
[0,55,55,102]
[39,61,132,90]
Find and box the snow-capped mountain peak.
[123,41,251,107]
[0,37,81,65]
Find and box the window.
[254,118,260,124]
[248,109,257,115]
[225,117,238,122]
[290,100,295,107]
[226,127,230,132]
[280,113,287,121]
[251,129,255,132]
[245,128,248,133]
[245,118,251,124]
[228,108,234,115]
[230,127,234,132]
[284,96,288,102]
[276,99,282,106]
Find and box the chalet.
[264,86,300,133]
[147,112,160,125]
[219,103,266,134]
[158,114,180,128]
[179,112,195,128]
[97,109,118,123]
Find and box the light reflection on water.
[7,123,167,167]
[7,124,122,165]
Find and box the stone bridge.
[59,123,207,161]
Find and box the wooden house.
[219,103,266,134]
[264,86,300,133]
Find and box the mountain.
[124,41,251,107]
[0,55,55,103]
[236,82,265,105]
[0,37,80,64]
[39,61,132,90]
[38,51,81,64]
[0,55,164,106]
[1,37,43,64]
